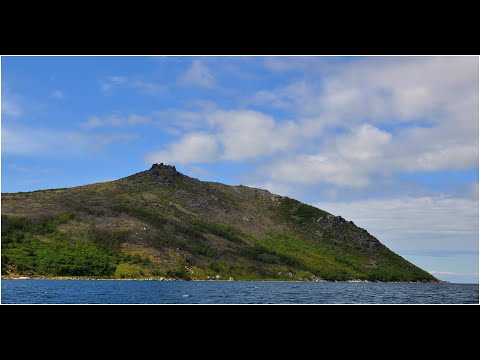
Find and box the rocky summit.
[1,164,437,282]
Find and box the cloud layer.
[82,114,150,129]
[2,127,137,156]
[99,76,165,96]
[313,196,479,254]
[147,56,478,191]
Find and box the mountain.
[1,163,437,282]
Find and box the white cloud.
[178,60,215,88]
[257,58,479,186]
[181,165,212,179]
[262,121,478,188]
[149,56,478,191]
[261,57,478,125]
[313,196,479,254]
[255,57,478,136]
[250,90,290,109]
[244,181,294,197]
[337,124,392,161]
[427,270,479,282]
[81,114,150,129]
[1,90,23,117]
[148,109,316,164]
[208,110,301,161]
[99,76,165,96]
[264,154,371,188]
[100,76,127,92]
[2,128,60,156]
[2,127,137,156]
[154,109,205,132]
[411,145,478,172]
[262,124,392,187]
[147,97,477,190]
[146,133,219,164]
[429,271,459,276]
[50,90,64,99]
[250,81,320,113]
[263,57,332,73]
[89,133,138,149]
[130,80,166,96]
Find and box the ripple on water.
[1,281,478,304]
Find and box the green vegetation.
[112,204,168,228]
[193,220,244,244]
[1,165,438,282]
[114,263,148,279]
[1,215,150,277]
[277,197,329,226]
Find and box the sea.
[2,280,478,304]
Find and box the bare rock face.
[150,163,178,176]
[120,163,183,188]
[150,163,176,172]
[148,163,179,185]
[316,214,380,250]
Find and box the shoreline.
[1,276,444,283]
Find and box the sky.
[1,55,478,283]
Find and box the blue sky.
[1,56,478,283]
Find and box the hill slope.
[1,164,437,282]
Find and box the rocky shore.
[1,275,441,283]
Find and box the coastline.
[1,275,443,283]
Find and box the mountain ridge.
[1,164,438,282]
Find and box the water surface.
[2,280,478,304]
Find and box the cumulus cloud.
[313,196,479,254]
[149,56,478,191]
[411,145,478,172]
[260,57,478,124]
[146,133,219,164]
[253,58,479,162]
[178,60,215,88]
[262,120,478,188]
[147,109,317,164]
[208,110,302,160]
[261,124,392,187]
[337,124,392,161]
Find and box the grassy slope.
[1,165,437,282]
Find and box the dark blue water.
[1,280,478,304]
